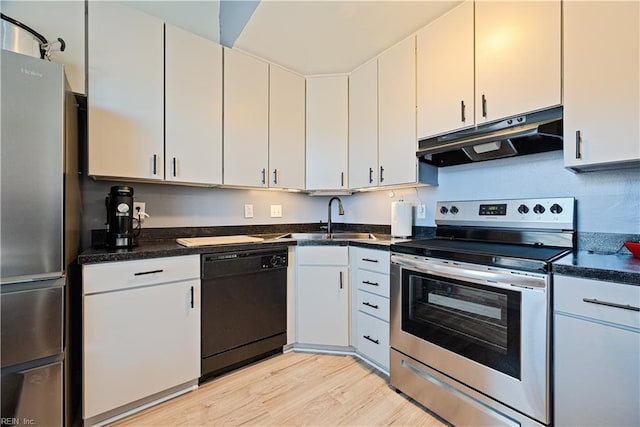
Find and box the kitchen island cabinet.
[296,246,349,347]
[82,256,200,425]
[554,275,640,426]
[563,1,640,171]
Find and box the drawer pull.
[190,286,194,309]
[362,301,379,309]
[582,298,640,312]
[362,280,379,287]
[363,335,379,345]
[362,258,379,263]
[134,269,164,276]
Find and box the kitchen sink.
[274,232,377,241]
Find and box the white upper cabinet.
[563,1,640,171]
[165,24,222,186]
[417,1,474,139]
[269,65,306,190]
[87,2,164,180]
[475,1,561,124]
[223,48,270,187]
[378,36,420,187]
[306,75,349,191]
[349,60,379,189]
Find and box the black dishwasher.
[200,247,287,381]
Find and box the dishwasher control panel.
[261,254,288,269]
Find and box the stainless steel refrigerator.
[1,49,80,427]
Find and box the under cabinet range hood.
[418,106,563,167]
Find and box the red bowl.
[624,242,640,259]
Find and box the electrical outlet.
[244,204,254,218]
[417,203,426,219]
[133,202,147,221]
[270,204,282,218]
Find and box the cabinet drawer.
[352,247,390,274]
[83,255,200,294]
[357,290,389,322]
[554,275,640,329]
[297,246,348,265]
[355,269,390,298]
[356,311,389,370]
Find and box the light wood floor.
[112,351,445,426]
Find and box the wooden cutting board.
[176,235,264,247]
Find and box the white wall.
[82,150,640,246]
[347,151,640,234]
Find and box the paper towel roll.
[391,201,412,238]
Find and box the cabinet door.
[223,48,269,187]
[378,36,418,186]
[165,24,222,185]
[475,1,561,123]
[83,280,200,419]
[269,65,306,190]
[87,2,164,180]
[349,60,379,189]
[297,265,349,346]
[563,1,640,170]
[306,76,349,191]
[554,315,639,426]
[417,1,474,139]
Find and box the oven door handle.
[393,256,546,289]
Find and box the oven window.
[402,270,521,379]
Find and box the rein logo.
[20,67,43,78]
[1,418,35,425]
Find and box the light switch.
[270,205,282,218]
[244,204,254,218]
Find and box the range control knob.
[550,203,563,214]
[533,204,545,214]
[450,206,459,215]
[517,204,529,214]
[440,206,449,214]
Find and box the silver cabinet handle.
[273,169,278,185]
[575,130,582,159]
[173,157,177,177]
[582,298,640,312]
[481,94,487,118]
[363,335,379,345]
[261,168,266,185]
[362,301,379,309]
[339,271,344,289]
[461,100,466,122]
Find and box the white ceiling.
[125,0,461,76]
[234,0,461,75]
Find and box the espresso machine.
[105,185,135,248]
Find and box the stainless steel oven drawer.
[390,348,544,427]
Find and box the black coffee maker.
[105,185,135,248]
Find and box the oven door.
[390,253,550,424]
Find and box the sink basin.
[274,232,377,241]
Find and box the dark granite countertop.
[78,233,403,265]
[552,251,640,286]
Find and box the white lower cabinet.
[350,247,390,371]
[554,275,640,426]
[296,246,349,347]
[82,256,200,424]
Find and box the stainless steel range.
[390,198,575,427]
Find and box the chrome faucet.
[327,197,344,235]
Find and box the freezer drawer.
[1,359,63,426]
[1,280,63,367]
